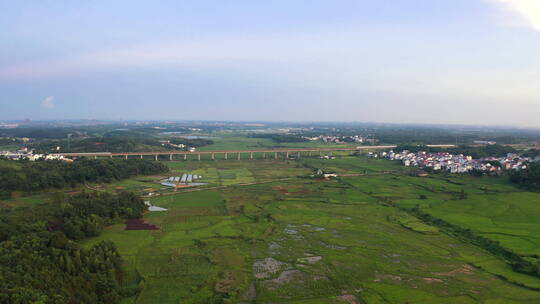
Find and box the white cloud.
[41,96,55,109]
[491,0,540,31]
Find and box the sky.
[1,0,540,126]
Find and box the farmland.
[77,155,540,303]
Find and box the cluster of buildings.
[483,153,538,170]
[0,148,69,161]
[159,140,186,149]
[158,140,196,152]
[370,150,534,174]
[303,135,372,144]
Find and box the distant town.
[369,149,540,173]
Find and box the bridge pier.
[263,152,266,159]
[275,152,278,159]
[211,153,215,160]
[308,151,311,157]
[286,151,289,159]
[297,152,300,158]
[154,155,158,161]
[94,156,97,159]
[184,154,187,160]
[250,152,253,159]
[170,154,173,161]
[125,155,128,160]
[237,153,241,160]
[140,155,143,159]
[198,153,201,161]
[225,152,228,160]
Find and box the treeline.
[295,125,540,145]
[0,191,146,303]
[447,145,516,158]
[0,127,86,140]
[394,144,433,153]
[510,162,540,191]
[408,207,540,278]
[522,149,540,158]
[0,158,168,199]
[250,133,308,143]
[373,127,540,145]
[394,144,516,158]
[33,137,165,153]
[32,136,214,153]
[0,137,25,145]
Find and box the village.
[369,150,538,173]
[0,147,69,161]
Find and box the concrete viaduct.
[58,145,455,161]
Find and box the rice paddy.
[79,156,540,303]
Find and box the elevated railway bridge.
[58,145,455,161]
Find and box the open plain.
[79,155,540,303]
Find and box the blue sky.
[1,0,540,126]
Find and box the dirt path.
[84,183,103,192]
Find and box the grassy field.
[426,192,540,256]
[77,155,540,303]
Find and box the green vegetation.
[522,149,540,158]
[74,156,540,303]
[511,162,540,191]
[366,126,540,145]
[249,133,308,143]
[408,207,540,277]
[0,191,146,304]
[3,125,540,303]
[394,144,516,158]
[197,134,352,151]
[447,144,517,158]
[197,136,275,151]
[32,136,213,153]
[0,158,168,199]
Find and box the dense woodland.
[31,136,213,153]
[0,138,26,145]
[522,149,540,158]
[510,162,540,191]
[0,158,168,199]
[0,191,146,303]
[296,124,540,145]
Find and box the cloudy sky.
[1,0,539,125]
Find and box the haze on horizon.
[1,0,540,126]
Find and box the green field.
[78,155,540,303]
